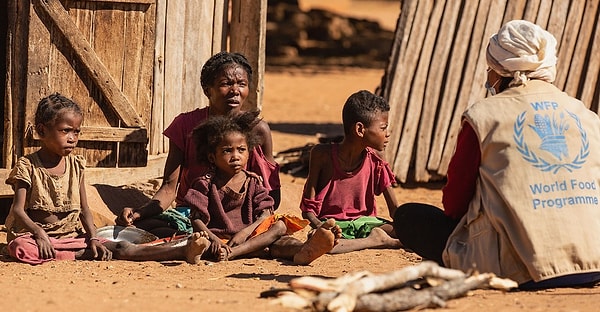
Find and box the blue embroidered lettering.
[529,180,567,194]
[570,179,597,190]
[530,101,559,110]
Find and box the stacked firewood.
[263,261,517,312]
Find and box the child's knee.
[270,220,288,236]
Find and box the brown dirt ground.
[1,2,598,311]
[0,68,598,312]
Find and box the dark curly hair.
[193,111,261,164]
[342,90,389,135]
[35,92,83,126]
[200,52,253,94]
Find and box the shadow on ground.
[269,122,343,137]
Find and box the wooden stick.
[353,274,499,312]
[325,261,466,312]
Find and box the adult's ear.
[203,87,211,98]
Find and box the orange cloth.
[249,214,309,239]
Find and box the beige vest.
[443,80,600,283]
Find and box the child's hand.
[227,233,247,248]
[89,239,113,261]
[32,231,55,260]
[208,238,230,261]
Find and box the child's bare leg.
[330,226,401,254]
[293,219,339,265]
[268,236,304,259]
[223,220,288,261]
[104,231,210,264]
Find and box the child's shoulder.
[309,143,335,162]
[365,147,386,162]
[311,142,335,154]
[243,169,264,183]
[14,152,45,169]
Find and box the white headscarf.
[486,20,557,86]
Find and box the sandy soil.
[1,2,598,311]
[0,68,597,312]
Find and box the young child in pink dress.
[5,93,210,265]
[185,111,340,264]
[300,90,402,254]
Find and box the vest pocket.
[445,210,528,282]
[444,211,502,275]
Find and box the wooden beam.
[31,126,148,143]
[73,0,155,5]
[0,154,167,198]
[33,0,145,127]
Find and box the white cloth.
[486,20,557,85]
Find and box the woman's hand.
[116,207,140,226]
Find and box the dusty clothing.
[442,123,480,219]
[249,214,309,238]
[184,171,274,238]
[7,235,107,265]
[5,153,86,242]
[300,144,395,220]
[443,80,600,284]
[335,216,388,239]
[163,107,281,206]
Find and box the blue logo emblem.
[513,110,589,173]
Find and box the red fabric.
[185,172,274,237]
[248,143,281,191]
[300,144,396,220]
[8,234,88,265]
[163,108,281,206]
[442,122,480,219]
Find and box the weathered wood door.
[15,0,154,168]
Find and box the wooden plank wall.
[380,0,600,183]
[151,0,226,155]
[150,0,267,155]
[15,0,156,168]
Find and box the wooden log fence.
[379,0,600,183]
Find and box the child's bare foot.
[368,227,402,248]
[217,246,231,262]
[185,232,210,264]
[293,219,337,265]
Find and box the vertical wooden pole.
[152,0,166,154]
[213,0,228,55]
[229,0,267,112]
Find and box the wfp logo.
[513,110,589,173]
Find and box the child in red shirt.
[300,90,402,254]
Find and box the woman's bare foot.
[185,232,210,264]
[293,219,337,265]
[367,227,402,248]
